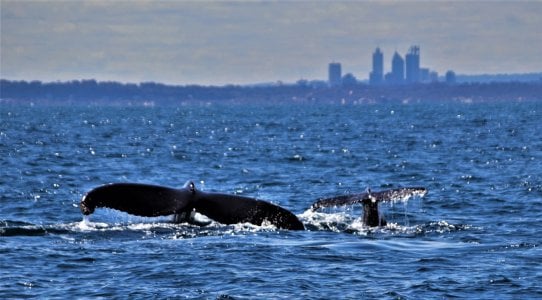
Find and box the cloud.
[1,1,541,85]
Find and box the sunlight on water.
[2,103,541,299]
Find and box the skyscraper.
[369,47,384,85]
[445,70,456,84]
[391,51,404,84]
[328,62,342,86]
[405,46,420,83]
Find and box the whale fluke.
[80,182,304,230]
[310,187,427,227]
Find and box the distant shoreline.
[1,79,541,105]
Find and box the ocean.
[1,101,541,299]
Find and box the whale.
[81,181,426,230]
[310,187,427,227]
[80,181,305,230]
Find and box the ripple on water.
[1,103,541,298]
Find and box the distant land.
[454,73,542,84]
[1,73,541,105]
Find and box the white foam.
[231,221,278,233]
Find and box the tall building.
[429,71,439,83]
[405,46,420,83]
[420,68,430,82]
[328,62,342,86]
[391,51,404,84]
[445,70,456,84]
[369,47,384,85]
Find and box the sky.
[1,0,541,86]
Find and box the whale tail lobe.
[193,193,305,230]
[80,183,191,217]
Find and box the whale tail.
[80,182,304,230]
[310,187,427,227]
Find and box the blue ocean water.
[1,101,541,299]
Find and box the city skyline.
[1,1,541,86]
[333,45,445,86]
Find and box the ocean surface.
[1,101,541,299]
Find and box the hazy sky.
[1,0,541,85]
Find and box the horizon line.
[2,71,542,87]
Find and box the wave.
[0,217,286,239]
[298,209,470,236]
[1,213,471,239]
[0,220,72,237]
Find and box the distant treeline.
[1,79,541,105]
